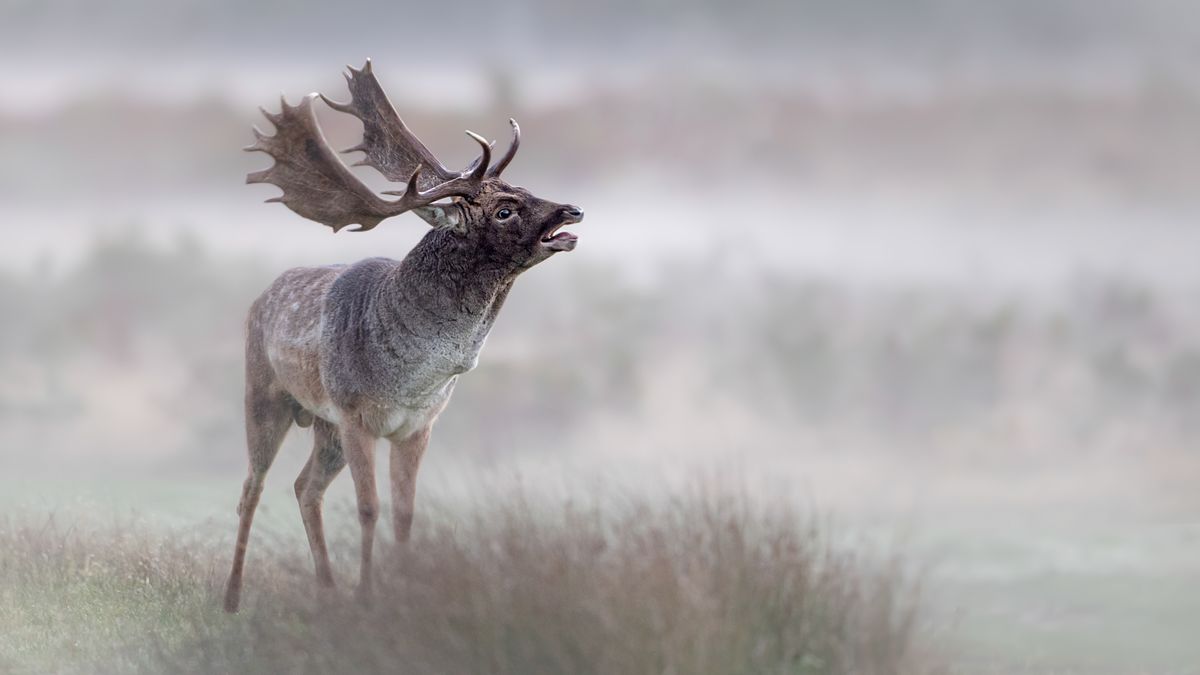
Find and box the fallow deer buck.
[223,60,583,612]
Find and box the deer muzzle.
[540,205,583,252]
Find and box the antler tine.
[319,92,355,115]
[464,131,492,180]
[257,105,283,127]
[487,118,521,177]
[380,162,483,206]
[380,165,426,199]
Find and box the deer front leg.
[390,425,431,544]
[340,423,379,602]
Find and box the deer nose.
[563,206,584,220]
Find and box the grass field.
[2,467,1198,674]
[0,478,931,675]
[916,511,1200,674]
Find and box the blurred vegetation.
[3,81,1199,214]
[1,233,1197,472]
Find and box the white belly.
[378,402,442,439]
[362,375,458,440]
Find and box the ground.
[1,465,1197,674]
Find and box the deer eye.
[495,208,513,220]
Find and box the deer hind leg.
[222,388,293,613]
[340,423,379,603]
[295,418,346,589]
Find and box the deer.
[223,60,583,613]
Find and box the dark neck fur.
[385,228,520,334]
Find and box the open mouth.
[540,211,583,251]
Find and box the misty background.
[2,1,1199,671]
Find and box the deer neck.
[382,229,519,339]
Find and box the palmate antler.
[246,59,521,232]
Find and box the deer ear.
[411,204,464,232]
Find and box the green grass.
[0,485,931,675]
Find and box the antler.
[246,60,515,232]
[319,59,462,191]
[488,118,520,178]
[319,59,521,187]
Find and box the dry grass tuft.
[0,484,934,674]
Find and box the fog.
[2,1,1199,672]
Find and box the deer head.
[246,59,583,268]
